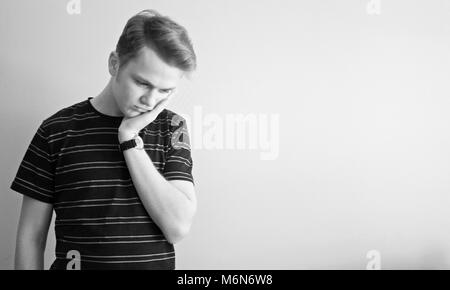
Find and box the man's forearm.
[15,238,45,270]
[121,146,195,244]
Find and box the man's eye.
[160,89,172,94]
[134,80,147,87]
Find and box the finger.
[152,95,173,114]
[138,96,171,123]
[132,94,173,127]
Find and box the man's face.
[110,46,183,117]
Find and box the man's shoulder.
[157,108,184,121]
[153,109,187,129]
[41,98,91,129]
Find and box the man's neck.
[91,80,123,117]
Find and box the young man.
[11,9,197,270]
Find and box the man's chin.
[128,112,142,118]
[124,107,142,117]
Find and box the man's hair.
[116,9,197,72]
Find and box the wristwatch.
[119,133,144,151]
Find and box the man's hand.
[118,93,174,143]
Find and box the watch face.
[135,136,144,149]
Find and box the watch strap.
[119,138,137,152]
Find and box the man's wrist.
[118,130,137,143]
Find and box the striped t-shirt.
[10,97,194,270]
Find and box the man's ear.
[108,51,120,76]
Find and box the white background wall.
[1,0,450,269]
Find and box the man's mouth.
[134,106,150,113]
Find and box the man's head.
[108,9,197,117]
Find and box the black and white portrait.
[1,0,449,271]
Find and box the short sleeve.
[10,122,55,204]
[163,115,194,185]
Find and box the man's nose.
[140,90,157,109]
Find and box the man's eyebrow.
[132,74,175,91]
